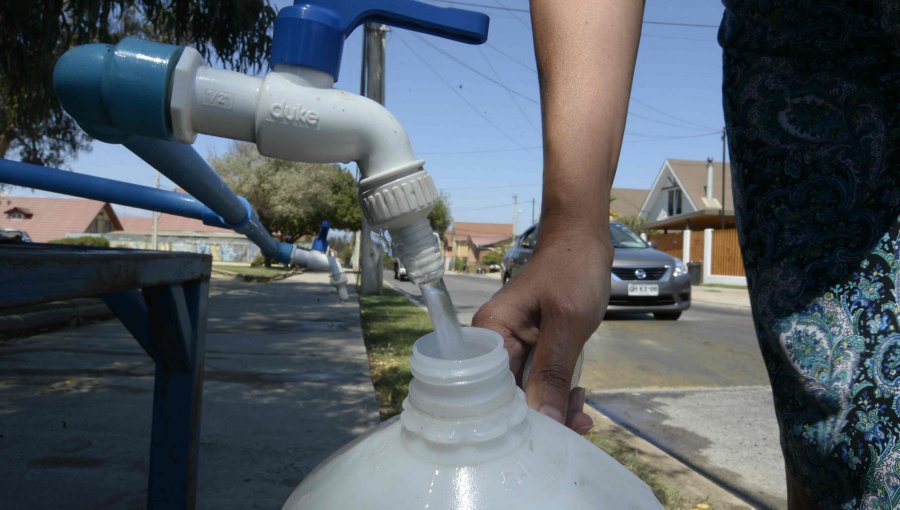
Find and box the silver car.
[502,222,691,320]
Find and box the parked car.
[501,222,691,320]
[0,229,32,242]
[393,259,408,281]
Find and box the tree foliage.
[210,143,361,239]
[428,192,453,237]
[480,248,503,267]
[0,1,276,167]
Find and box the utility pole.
[151,171,160,250]
[359,23,390,296]
[721,127,726,230]
[512,194,518,239]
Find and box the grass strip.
[358,284,707,509]
[359,285,431,420]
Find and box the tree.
[428,192,453,237]
[618,213,659,238]
[480,248,503,268]
[0,1,276,168]
[210,143,361,240]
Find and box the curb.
[583,405,753,509]
[0,302,114,339]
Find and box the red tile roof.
[118,213,233,234]
[446,222,514,247]
[0,196,121,242]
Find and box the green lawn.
[357,285,708,509]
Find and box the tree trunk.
[0,132,11,158]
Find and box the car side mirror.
[647,240,657,249]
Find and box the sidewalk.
[690,285,751,309]
[0,272,377,509]
[1,270,754,509]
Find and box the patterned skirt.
[720,2,900,508]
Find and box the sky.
[8,0,726,236]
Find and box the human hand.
[473,228,611,434]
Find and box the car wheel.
[653,312,682,320]
[502,272,510,285]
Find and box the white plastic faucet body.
[170,48,444,283]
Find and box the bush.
[480,249,503,267]
[250,253,266,267]
[48,236,110,247]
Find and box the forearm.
[530,0,644,240]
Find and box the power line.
[478,45,541,134]
[420,145,542,156]
[411,32,539,105]
[397,33,538,153]
[413,33,717,133]
[623,131,721,143]
[631,98,718,131]
[441,182,541,191]
[430,1,719,28]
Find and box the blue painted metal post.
[142,281,208,509]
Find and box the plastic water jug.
[282,327,663,509]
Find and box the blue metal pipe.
[124,137,293,263]
[0,158,228,228]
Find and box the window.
[7,211,24,220]
[666,188,682,217]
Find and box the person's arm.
[472,0,644,432]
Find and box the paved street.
[388,269,786,509]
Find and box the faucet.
[52,0,489,286]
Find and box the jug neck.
[400,328,529,455]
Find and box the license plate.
[627,284,659,296]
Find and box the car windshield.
[610,222,647,249]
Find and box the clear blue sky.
[13,0,726,234]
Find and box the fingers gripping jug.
[282,328,663,509]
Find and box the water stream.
[419,278,467,359]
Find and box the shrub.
[250,253,266,267]
[48,236,110,247]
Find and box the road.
[386,269,786,509]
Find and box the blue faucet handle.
[311,220,331,253]
[270,0,490,80]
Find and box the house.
[640,158,733,231]
[0,196,122,242]
[112,208,259,264]
[639,158,743,286]
[444,222,514,272]
[610,188,648,220]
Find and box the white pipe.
[706,157,714,202]
[328,255,350,301]
[171,48,443,284]
[171,48,418,180]
[290,247,331,272]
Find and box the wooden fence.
[650,233,682,261]
[649,229,744,277]
[711,228,745,276]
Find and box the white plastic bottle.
[282,327,663,509]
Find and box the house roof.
[667,159,733,212]
[0,196,122,242]
[611,188,648,218]
[118,213,234,234]
[446,222,514,248]
[118,188,236,235]
[643,159,735,230]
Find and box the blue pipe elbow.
[53,38,183,143]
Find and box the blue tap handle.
[270,0,489,80]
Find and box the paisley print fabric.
[720,1,900,508]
